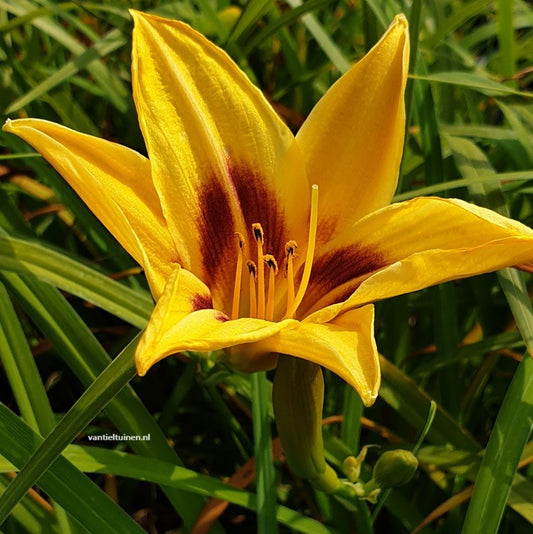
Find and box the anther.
[264,255,278,321]
[285,240,298,314]
[252,223,264,243]
[265,254,279,274]
[285,240,298,258]
[247,261,257,318]
[252,223,266,319]
[231,233,245,320]
[247,261,257,277]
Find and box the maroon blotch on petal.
[215,312,229,322]
[228,163,288,263]
[191,293,213,311]
[311,245,386,296]
[299,244,387,314]
[197,178,236,288]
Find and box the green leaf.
[447,134,533,533]
[410,72,532,98]
[0,439,333,534]
[424,0,495,47]
[0,336,139,525]
[285,0,351,73]
[241,0,332,56]
[5,28,127,114]
[393,171,533,201]
[379,356,478,452]
[0,0,128,111]
[0,474,61,534]
[1,271,222,530]
[0,281,84,533]
[227,0,273,43]
[0,403,145,532]
[0,235,152,327]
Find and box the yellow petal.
[305,197,533,323]
[249,306,379,406]
[2,119,175,283]
[135,264,297,375]
[130,11,309,309]
[296,15,409,243]
[109,199,173,298]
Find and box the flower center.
[231,185,319,321]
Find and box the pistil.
[231,233,244,320]
[284,184,319,319]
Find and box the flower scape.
[5,10,533,492]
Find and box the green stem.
[341,386,363,453]
[251,371,278,534]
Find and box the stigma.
[231,185,319,322]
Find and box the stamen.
[284,185,319,319]
[247,261,257,318]
[285,240,298,315]
[252,223,266,319]
[264,254,278,321]
[231,233,245,320]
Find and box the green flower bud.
[372,449,418,489]
[343,456,361,483]
[273,355,340,493]
[343,445,370,482]
[218,6,242,31]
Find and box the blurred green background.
[1,1,533,533]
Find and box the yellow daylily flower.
[4,11,533,411]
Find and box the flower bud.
[273,355,340,493]
[372,449,418,488]
[218,6,241,29]
[343,445,370,482]
[343,456,361,483]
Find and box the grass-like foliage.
[1,0,533,533]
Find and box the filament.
[285,240,297,316]
[253,223,266,319]
[231,233,244,320]
[264,255,278,321]
[247,261,257,318]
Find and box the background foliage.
[1,0,533,533]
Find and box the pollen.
[230,186,319,322]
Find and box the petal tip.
[2,118,13,133]
[130,9,151,30]
[361,390,378,408]
[135,353,150,377]
[134,338,151,376]
[392,13,408,27]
